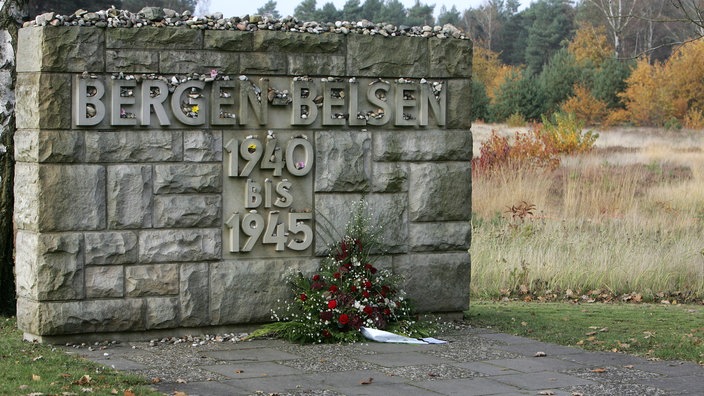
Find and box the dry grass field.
[470,123,704,303]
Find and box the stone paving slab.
[66,326,704,396]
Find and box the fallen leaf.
[123,390,135,396]
[110,389,118,395]
[19,385,29,390]
[173,392,188,396]
[74,375,92,385]
[534,351,547,357]
[32,374,41,381]
[234,369,244,374]
[176,378,188,384]
[538,391,555,395]
[151,377,161,383]
[360,377,373,385]
[61,392,78,396]
[59,373,72,379]
[32,355,44,362]
[571,392,584,396]
[80,388,92,393]
[591,367,607,373]
[624,365,634,369]
[428,372,439,377]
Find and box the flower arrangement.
[253,200,426,343]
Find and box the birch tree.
[587,0,640,56]
[0,0,25,315]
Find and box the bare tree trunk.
[0,0,25,316]
[588,0,640,57]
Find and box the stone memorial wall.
[14,13,472,341]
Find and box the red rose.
[362,291,370,298]
[350,285,358,292]
[312,274,320,281]
[311,282,323,290]
[338,313,349,325]
[328,300,337,309]
[322,329,332,338]
[320,311,333,321]
[364,280,372,289]
[384,308,391,315]
[329,285,339,293]
[363,306,373,315]
[300,293,307,301]
[333,272,341,279]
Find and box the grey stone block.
[85,130,183,162]
[17,298,146,335]
[180,263,210,327]
[107,165,153,229]
[16,73,71,129]
[314,131,371,192]
[253,30,345,53]
[209,258,319,324]
[288,54,346,76]
[15,164,106,231]
[393,252,470,312]
[84,231,139,265]
[15,130,84,163]
[184,130,222,162]
[446,79,473,129]
[18,27,104,72]
[106,27,203,49]
[125,264,179,297]
[409,222,471,252]
[239,53,287,74]
[204,30,253,51]
[85,266,124,298]
[373,130,472,162]
[154,163,222,194]
[409,162,471,222]
[106,49,159,73]
[158,50,239,75]
[139,229,221,263]
[371,162,408,192]
[145,297,180,329]
[429,37,472,78]
[347,35,428,77]
[153,194,221,228]
[15,231,84,301]
[314,194,408,255]
[16,27,43,72]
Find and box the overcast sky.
[202,0,529,19]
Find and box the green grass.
[0,317,161,396]
[467,301,704,364]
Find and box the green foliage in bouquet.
[252,201,429,343]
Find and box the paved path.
[68,326,704,395]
